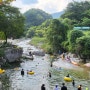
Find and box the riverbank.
[51,52,90,80]
[51,52,90,69]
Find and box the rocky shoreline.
[0,46,23,66]
[0,42,23,90]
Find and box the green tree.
[0,4,25,42]
[82,17,90,26]
[26,19,52,38]
[68,30,84,52]
[60,18,73,30]
[76,36,90,63]
[61,1,90,26]
[46,19,68,53]
[26,26,36,38]
[69,30,84,45]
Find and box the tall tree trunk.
[4,32,7,43]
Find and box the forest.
[25,1,90,63]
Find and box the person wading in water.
[78,85,82,90]
[41,84,46,90]
[72,80,75,87]
[21,69,24,76]
[61,83,67,90]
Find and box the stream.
[7,39,90,90]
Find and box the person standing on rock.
[62,53,65,60]
[29,51,32,56]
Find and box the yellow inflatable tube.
[27,71,34,75]
[0,68,5,74]
[64,77,72,82]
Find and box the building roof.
[73,27,90,30]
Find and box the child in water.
[21,69,24,76]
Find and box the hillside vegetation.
[24,8,52,28]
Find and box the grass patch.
[30,37,46,47]
[30,37,53,53]
[63,69,90,80]
[0,48,5,57]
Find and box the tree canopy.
[76,36,90,62]
[0,4,25,42]
[61,1,90,26]
[0,0,15,4]
[46,19,68,53]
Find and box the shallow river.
[8,39,90,90]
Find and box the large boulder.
[32,51,45,56]
[4,47,23,62]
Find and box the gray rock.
[4,47,23,62]
[0,81,2,90]
[32,51,45,56]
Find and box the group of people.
[41,73,84,90]
[62,52,71,62]
[44,73,88,90]
[41,83,84,90]
[41,83,67,90]
[66,74,83,90]
[21,58,88,90]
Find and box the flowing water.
[7,39,90,90]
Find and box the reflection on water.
[8,39,90,90]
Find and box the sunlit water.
[8,39,90,90]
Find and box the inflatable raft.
[0,68,5,74]
[71,61,78,66]
[64,76,72,82]
[27,71,34,75]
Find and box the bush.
[0,48,5,57]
